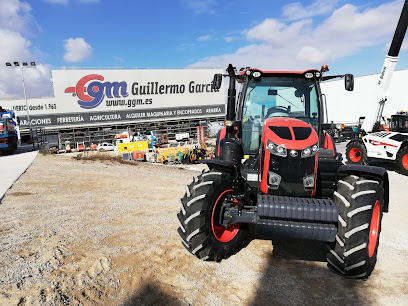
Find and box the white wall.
[321,69,408,124]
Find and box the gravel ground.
[0,149,407,305]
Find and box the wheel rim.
[402,154,408,170]
[368,200,381,257]
[211,189,240,242]
[349,148,361,162]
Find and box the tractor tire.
[396,146,408,175]
[327,175,384,279]
[177,170,252,262]
[346,141,368,165]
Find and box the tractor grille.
[257,195,338,223]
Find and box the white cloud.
[296,46,331,65]
[401,41,408,51]
[63,37,93,63]
[43,0,68,4]
[180,0,216,14]
[42,0,100,4]
[191,1,404,71]
[246,18,312,47]
[0,29,32,62]
[0,63,52,99]
[179,43,195,51]
[283,0,340,21]
[0,0,53,99]
[0,29,53,98]
[197,34,212,42]
[0,0,35,33]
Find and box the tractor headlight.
[301,143,318,158]
[268,171,281,189]
[303,173,315,188]
[266,140,287,157]
[303,147,311,156]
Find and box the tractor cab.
[237,70,321,155]
[211,66,355,196]
[390,112,408,132]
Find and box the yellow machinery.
[116,141,151,156]
[156,145,189,164]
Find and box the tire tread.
[177,170,252,262]
[327,175,384,279]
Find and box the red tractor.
[177,64,389,279]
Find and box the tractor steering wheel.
[266,105,290,118]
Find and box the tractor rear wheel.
[397,146,408,175]
[346,142,368,165]
[177,170,252,262]
[327,175,384,279]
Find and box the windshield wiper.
[277,94,300,109]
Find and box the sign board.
[0,68,225,130]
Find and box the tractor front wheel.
[177,170,252,262]
[327,175,384,279]
[346,141,368,165]
[397,146,408,175]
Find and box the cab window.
[241,77,319,155]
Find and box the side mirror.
[212,74,222,90]
[345,74,354,91]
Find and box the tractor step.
[257,195,339,223]
[255,219,337,242]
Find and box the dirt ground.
[0,152,407,305]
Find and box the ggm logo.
[65,74,128,109]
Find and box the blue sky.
[0,0,407,98]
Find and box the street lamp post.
[5,61,36,150]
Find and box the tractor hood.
[263,117,318,150]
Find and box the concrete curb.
[0,151,39,204]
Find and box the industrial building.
[0,68,225,145]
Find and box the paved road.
[0,145,38,203]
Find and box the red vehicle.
[77,142,85,152]
[177,64,389,279]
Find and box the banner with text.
[0,68,225,129]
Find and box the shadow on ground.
[123,283,181,306]
[122,238,374,306]
[249,238,373,306]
